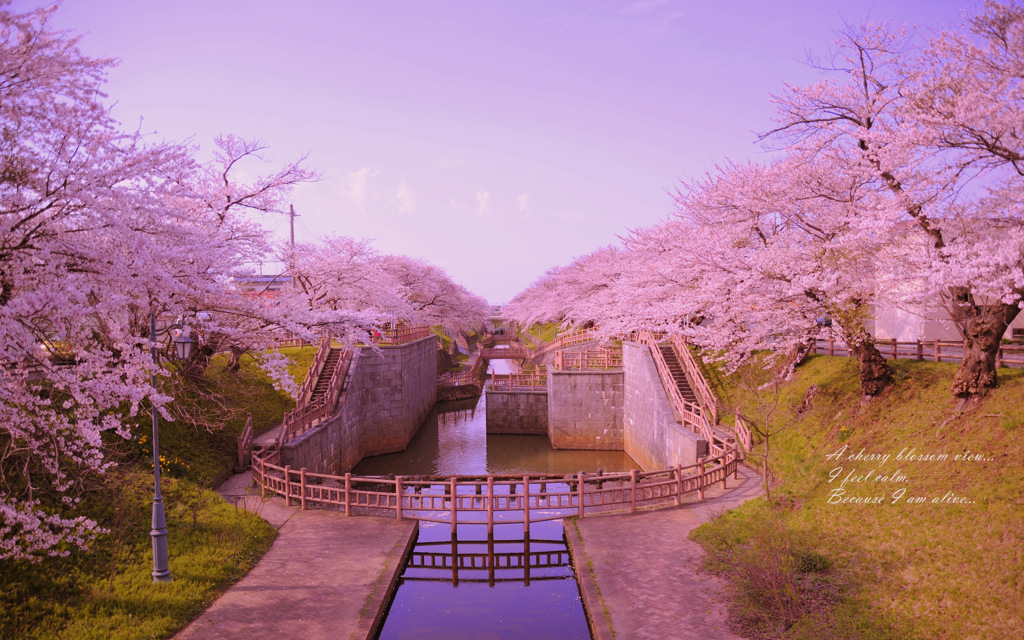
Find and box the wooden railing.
[251,446,740,533]
[530,328,596,357]
[554,346,622,371]
[439,370,481,388]
[733,410,754,454]
[635,331,708,434]
[277,350,352,448]
[297,336,331,405]
[373,325,433,345]
[635,330,737,458]
[812,338,1024,368]
[273,335,316,349]
[490,371,548,390]
[236,413,254,471]
[479,345,532,359]
[670,335,719,424]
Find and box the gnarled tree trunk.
[847,333,893,397]
[949,293,1019,399]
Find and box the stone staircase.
[658,344,698,405]
[310,348,344,403]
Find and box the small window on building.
[1012,328,1024,340]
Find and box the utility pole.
[289,204,297,250]
[288,204,297,290]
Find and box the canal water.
[356,357,637,640]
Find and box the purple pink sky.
[21,0,970,303]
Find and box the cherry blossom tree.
[0,4,337,560]
[765,9,1024,399]
[286,235,405,333]
[503,246,639,337]
[375,254,489,334]
[655,156,894,395]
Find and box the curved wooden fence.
[251,446,740,534]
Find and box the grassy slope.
[0,346,317,640]
[694,355,1024,639]
[524,322,558,342]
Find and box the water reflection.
[366,357,629,640]
[353,359,637,477]
[376,521,589,640]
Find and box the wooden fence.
[670,335,719,424]
[812,338,1024,368]
[554,346,623,371]
[236,413,254,471]
[530,328,596,357]
[251,446,740,534]
[273,336,317,349]
[636,330,734,457]
[277,350,352,448]
[372,325,433,345]
[297,337,331,405]
[438,370,481,388]
[733,410,754,454]
[636,331,708,434]
[489,371,548,390]
[479,345,532,359]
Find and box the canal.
[355,357,637,640]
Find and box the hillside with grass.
[0,347,316,640]
[693,355,1024,640]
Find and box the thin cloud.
[347,167,378,215]
[393,181,416,215]
[477,189,491,217]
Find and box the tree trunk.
[949,294,1019,399]
[226,346,245,372]
[848,335,893,397]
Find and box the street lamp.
[150,312,194,583]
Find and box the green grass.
[524,322,558,342]
[430,326,454,351]
[692,355,1024,639]
[0,346,318,640]
[0,473,276,640]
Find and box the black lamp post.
[150,312,194,583]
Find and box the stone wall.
[547,370,623,450]
[622,341,706,471]
[485,389,548,435]
[281,336,438,473]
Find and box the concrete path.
[175,472,417,640]
[253,424,282,447]
[566,464,763,640]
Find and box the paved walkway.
[566,464,763,640]
[175,472,417,640]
